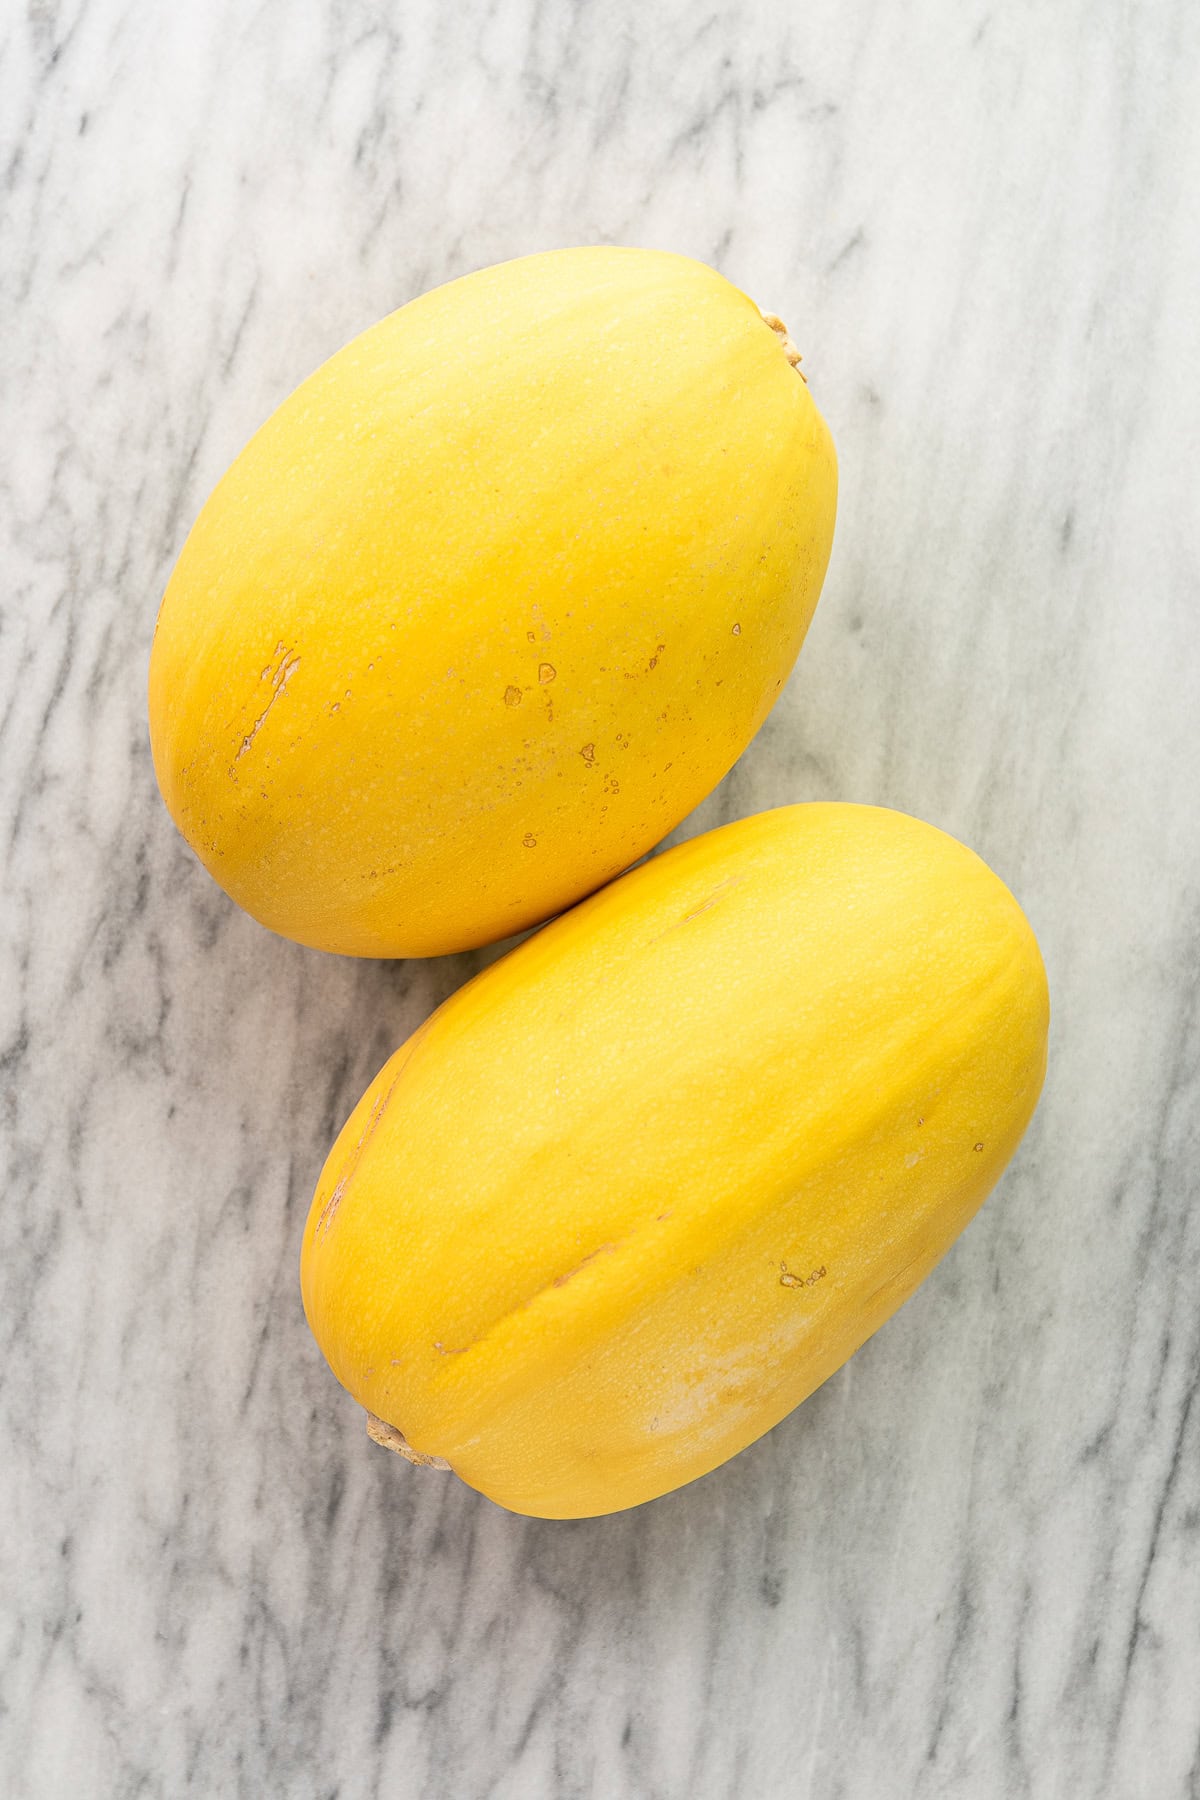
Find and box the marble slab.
[2,0,1198,1794]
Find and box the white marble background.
[2,0,1198,1795]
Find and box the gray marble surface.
[3,1,1198,1795]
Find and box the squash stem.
[760,311,808,383]
[365,1411,451,1470]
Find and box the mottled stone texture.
[2,1,1198,1795]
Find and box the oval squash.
[301,804,1049,1518]
[149,248,836,956]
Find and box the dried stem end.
[366,1412,451,1470]
[760,311,808,383]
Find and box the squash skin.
[148,247,837,957]
[300,804,1049,1519]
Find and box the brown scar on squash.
[315,1077,395,1237]
[654,875,746,940]
[314,1015,442,1239]
[552,1243,616,1288]
[315,1175,349,1238]
[231,648,300,772]
[431,1241,620,1361]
